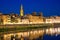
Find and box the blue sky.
[0,0,60,16]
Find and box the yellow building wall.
[2,15,8,24]
[28,15,44,23]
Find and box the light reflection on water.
[1,27,60,40]
[21,34,60,40]
[29,34,60,40]
[39,27,60,40]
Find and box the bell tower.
[20,4,24,16]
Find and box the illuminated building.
[45,16,60,23]
[27,12,44,24]
[20,4,24,16]
[0,4,60,25]
[53,16,60,23]
[45,18,53,23]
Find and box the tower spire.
[20,4,24,16]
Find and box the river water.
[25,34,60,40]
[1,27,60,40]
[43,34,60,40]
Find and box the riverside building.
[0,4,60,25]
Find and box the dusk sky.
[0,0,60,16]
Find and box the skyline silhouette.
[0,0,60,17]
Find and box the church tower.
[20,4,24,16]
